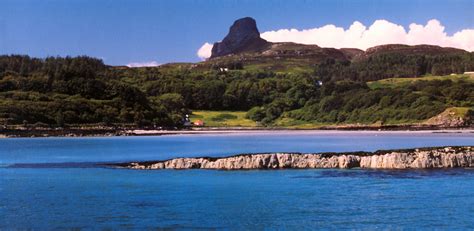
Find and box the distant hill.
[359,44,466,60]
[202,17,471,73]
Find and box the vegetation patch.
[424,107,473,127]
[211,113,238,121]
[190,111,257,127]
[367,74,474,89]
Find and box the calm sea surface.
[1,131,474,229]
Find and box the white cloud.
[197,42,213,60]
[260,19,474,51]
[126,61,161,68]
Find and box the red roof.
[194,120,204,126]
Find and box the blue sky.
[0,0,473,65]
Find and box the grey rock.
[122,146,473,170]
[210,17,270,58]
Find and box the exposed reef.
[116,146,473,170]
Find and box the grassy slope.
[242,59,314,74]
[366,74,473,125]
[190,111,430,128]
[189,111,257,127]
[272,118,328,129]
[367,74,474,89]
[193,74,473,128]
[192,109,471,128]
[446,107,471,116]
[273,75,473,127]
[273,116,388,128]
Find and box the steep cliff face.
[121,146,473,170]
[210,17,270,58]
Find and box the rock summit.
[210,17,269,58]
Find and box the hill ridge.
[206,17,470,69]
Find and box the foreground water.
[1,131,474,229]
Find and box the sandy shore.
[127,128,474,136]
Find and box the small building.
[193,120,205,126]
[464,71,474,76]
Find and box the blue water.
[1,131,474,229]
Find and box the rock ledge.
[116,146,473,170]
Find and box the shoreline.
[0,128,474,138]
[1,126,473,138]
[114,146,474,170]
[127,128,474,136]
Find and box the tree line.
[315,52,474,82]
[0,53,472,128]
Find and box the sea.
[1,131,473,229]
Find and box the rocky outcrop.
[210,17,270,58]
[424,108,473,127]
[340,48,364,59]
[118,146,473,170]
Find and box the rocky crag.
[211,17,270,58]
[117,146,473,170]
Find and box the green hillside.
[0,52,473,129]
